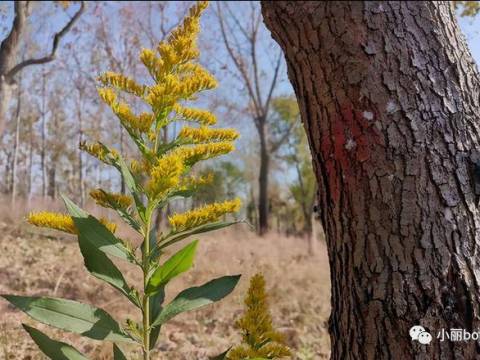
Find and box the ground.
[0,218,331,359]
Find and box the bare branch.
[264,52,282,116]
[6,1,85,79]
[270,118,299,153]
[216,2,262,118]
[0,1,28,76]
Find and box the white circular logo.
[409,325,431,345]
[418,331,432,345]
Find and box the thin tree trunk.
[27,117,33,203]
[257,120,270,235]
[40,71,47,198]
[47,166,56,199]
[11,74,22,205]
[0,79,13,137]
[263,1,480,358]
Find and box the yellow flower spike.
[28,212,77,234]
[174,142,235,165]
[99,218,117,234]
[178,126,239,143]
[173,104,216,125]
[180,172,214,189]
[90,189,133,210]
[98,71,145,97]
[168,198,241,232]
[140,48,165,81]
[97,87,117,107]
[146,153,185,199]
[27,212,117,235]
[80,141,119,164]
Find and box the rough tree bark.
[262,1,480,359]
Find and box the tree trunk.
[0,78,14,136]
[11,77,22,205]
[47,165,56,199]
[258,120,270,235]
[40,71,47,198]
[262,1,480,359]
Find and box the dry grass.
[0,206,331,360]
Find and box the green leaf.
[3,295,134,343]
[117,156,146,218]
[149,287,165,350]
[62,195,138,306]
[62,195,130,260]
[146,240,198,295]
[151,275,241,327]
[158,220,241,250]
[23,324,89,360]
[113,344,127,360]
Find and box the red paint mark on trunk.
[319,103,383,204]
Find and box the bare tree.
[0,1,84,136]
[216,2,291,235]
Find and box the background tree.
[215,2,293,235]
[0,1,83,136]
[262,1,480,358]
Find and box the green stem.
[143,211,152,360]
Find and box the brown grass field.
[0,201,331,359]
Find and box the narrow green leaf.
[149,287,165,350]
[113,344,127,360]
[62,195,138,306]
[159,220,241,250]
[62,195,130,260]
[151,275,241,327]
[23,324,89,360]
[146,240,198,295]
[117,157,146,217]
[3,295,134,343]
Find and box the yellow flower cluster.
[90,189,132,209]
[180,173,214,189]
[168,198,241,231]
[178,126,239,143]
[175,142,235,165]
[98,72,145,97]
[98,88,154,134]
[173,104,216,125]
[146,153,185,198]
[79,141,118,164]
[144,68,217,113]
[228,274,291,360]
[28,212,117,234]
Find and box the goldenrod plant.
[227,274,291,360]
[2,2,243,359]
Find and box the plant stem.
[143,211,152,360]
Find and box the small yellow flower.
[28,212,77,234]
[27,212,117,234]
[180,172,214,189]
[97,88,117,107]
[140,48,165,81]
[146,153,185,199]
[98,72,145,97]
[174,142,235,165]
[168,198,241,231]
[173,104,216,125]
[79,141,119,164]
[90,189,133,209]
[178,126,239,143]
